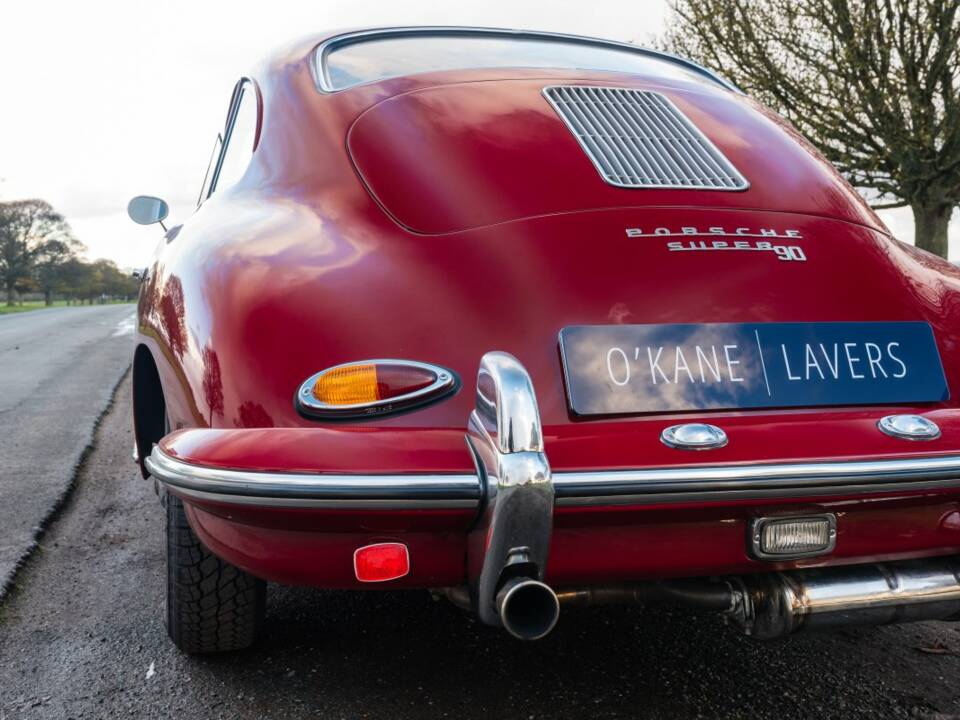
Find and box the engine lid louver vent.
[543,85,749,191]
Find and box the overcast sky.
[0,0,956,267]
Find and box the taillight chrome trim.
[296,359,458,420]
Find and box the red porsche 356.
[128,27,960,653]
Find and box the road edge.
[0,364,131,604]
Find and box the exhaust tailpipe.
[496,577,560,640]
[545,557,960,640]
[729,557,960,639]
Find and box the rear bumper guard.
[465,352,554,630]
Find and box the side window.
[203,80,259,201]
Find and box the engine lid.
[347,79,885,235]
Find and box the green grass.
[0,300,134,315]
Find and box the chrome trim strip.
[145,447,480,509]
[553,454,960,506]
[146,442,960,510]
[313,26,741,94]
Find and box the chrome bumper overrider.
[466,352,555,634]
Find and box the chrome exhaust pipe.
[556,579,738,612]
[729,557,960,639]
[496,577,560,641]
[545,557,960,640]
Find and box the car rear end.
[145,28,960,649]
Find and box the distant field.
[0,300,134,316]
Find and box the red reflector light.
[353,542,410,582]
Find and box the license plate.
[559,322,949,415]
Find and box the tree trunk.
[5,284,13,307]
[912,201,954,259]
[44,290,52,306]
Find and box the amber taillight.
[296,359,457,419]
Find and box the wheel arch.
[133,344,166,479]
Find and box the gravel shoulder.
[1,376,959,719]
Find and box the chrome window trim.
[203,77,259,202]
[313,26,742,94]
[147,445,960,510]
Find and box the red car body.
[133,27,960,648]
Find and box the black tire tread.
[166,495,265,653]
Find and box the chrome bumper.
[146,442,960,510]
[554,453,960,505]
[143,449,479,509]
[145,352,960,512]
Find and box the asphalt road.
[1,376,960,718]
[0,304,135,598]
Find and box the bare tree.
[663,0,960,257]
[0,200,78,305]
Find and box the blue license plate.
[559,322,949,415]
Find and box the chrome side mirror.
[127,196,169,230]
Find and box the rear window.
[318,31,727,92]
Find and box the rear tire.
[165,494,266,653]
